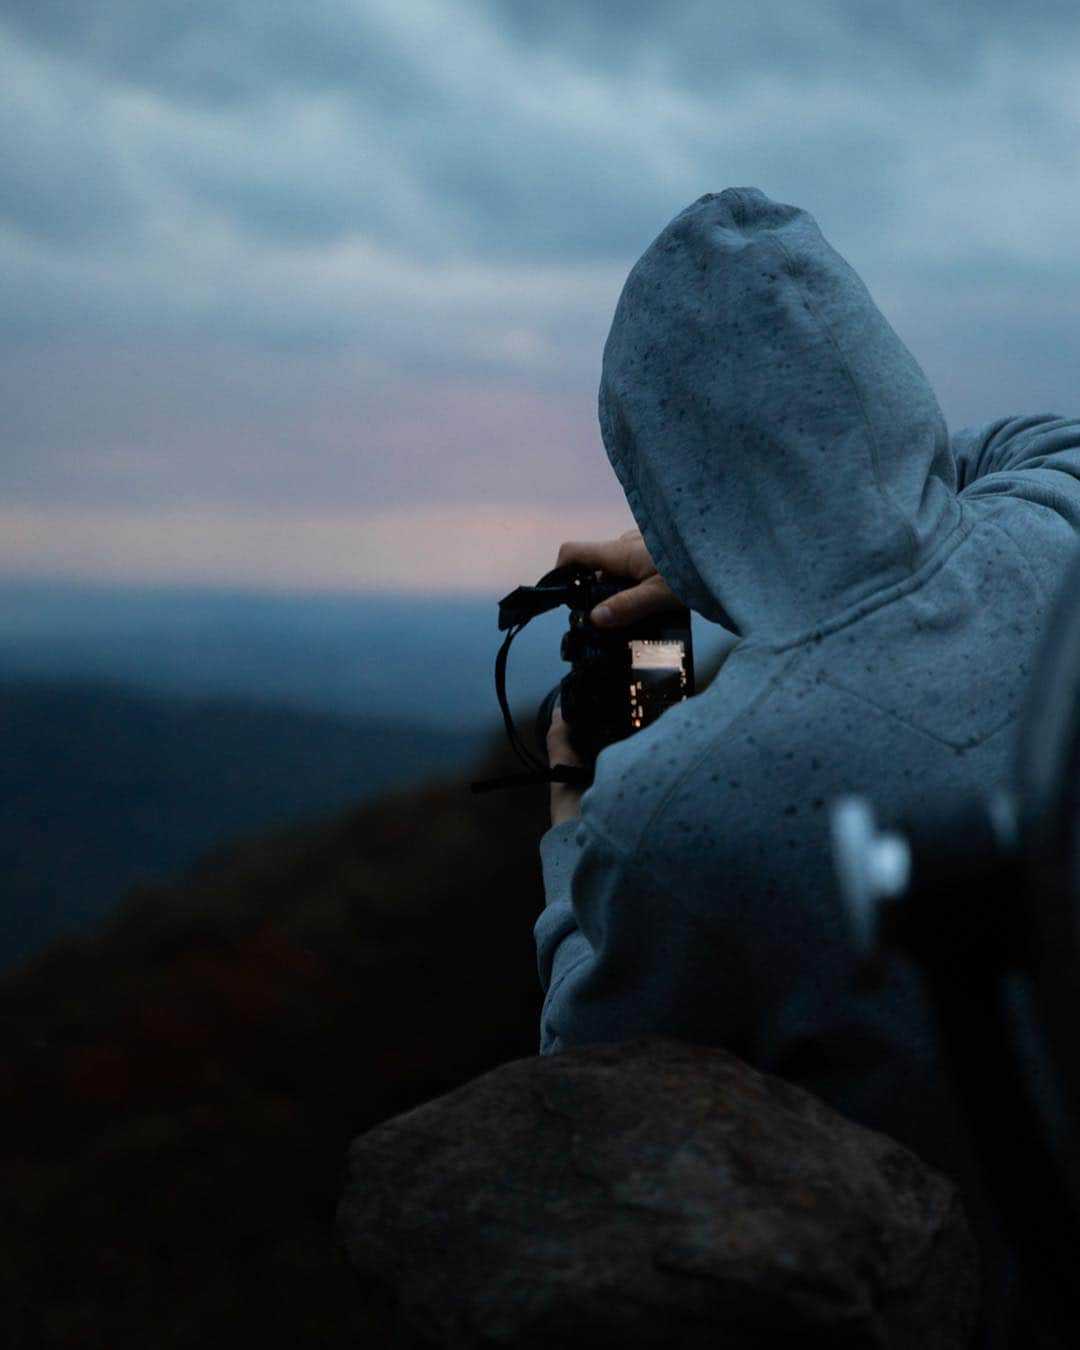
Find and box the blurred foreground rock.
[337,1036,978,1349]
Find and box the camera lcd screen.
[628,638,688,730]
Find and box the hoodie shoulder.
[581,641,806,859]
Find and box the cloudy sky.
[3,0,1079,594]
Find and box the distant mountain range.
[0,579,735,728]
[0,675,492,973]
[0,581,737,971]
[0,580,571,731]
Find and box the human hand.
[546,704,586,827]
[556,529,680,627]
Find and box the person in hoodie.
[534,187,1080,1349]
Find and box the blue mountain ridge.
[0,582,736,972]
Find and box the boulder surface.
[337,1036,978,1348]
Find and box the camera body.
[533,567,695,772]
[471,562,696,795]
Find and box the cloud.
[0,41,136,244]
[0,342,622,512]
[0,500,636,592]
[1,3,1076,379]
[487,0,1080,87]
[4,1,1076,268]
[3,0,1080,593]
[2,2,1077,279]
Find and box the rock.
[336,1036,978,1348]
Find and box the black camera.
[470,563,695,793]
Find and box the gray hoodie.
[534,187,1080,1347]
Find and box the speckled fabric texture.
[535,188,1080,1349]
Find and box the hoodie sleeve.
[533,809,751,1059]
[533,820,591,1054]
[952,414,1080,527]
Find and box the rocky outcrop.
[338,1036,978,1348]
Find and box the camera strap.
[470,621,591,794]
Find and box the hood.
[598,187,959,642]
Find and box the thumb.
[590,573,680,627]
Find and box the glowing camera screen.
[627,638,689,730]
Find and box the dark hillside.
[0,729,551,1348]
[1,655,727,1347]
[0,677,484,970]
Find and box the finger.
[546,713,571,755]
[546,706,583,765]
[546,703,566,748]
[590,572,681,627]
[556,534,652,581]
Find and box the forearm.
[535,813,708,1057]
[953,415,1080,527]
[535,822,588,980]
